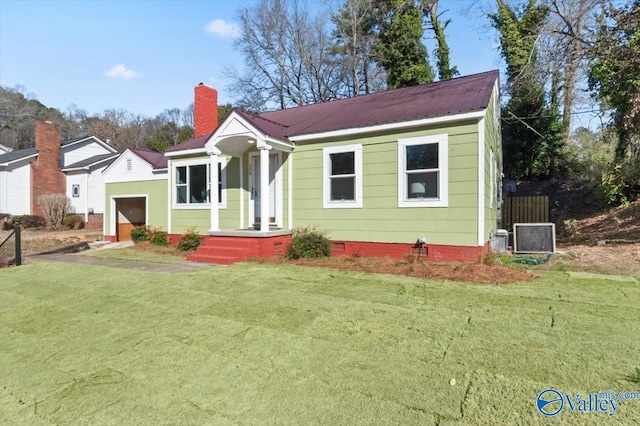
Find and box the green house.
[104,70,502,264]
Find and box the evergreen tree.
[489,0,564,180]
[373,0,434,88]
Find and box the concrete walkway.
[27,249,215,274]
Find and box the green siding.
[170,155,243,234]
[105,180,168,231]
[172,208,210,234]
[483,84,502,243]
[291,122,481,246]
[156,89,501,247]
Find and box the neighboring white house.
[60,136,119,222]
[0,123,118,228]
[0,148,38,215]
[0,143,12,154]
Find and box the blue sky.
[0,0,501,118]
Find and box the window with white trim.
[398,135,448,207]
[490,148,496,208]
[72,184,80,198]
[174,159,226,208]
[323,144,362,208]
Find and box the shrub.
[177,227,202,251]
[131,226,150,243]
[38,193,70,228]
[21,215,47,229]
[63,215,84,229]
[148,227,168,247]
[286,226,330,260]
[2,218,14,230]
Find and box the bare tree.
[542,0,598,138]
[331,0,386,96]
[0,85,62,149]
[228,0,343,111]
[38,193,70,229]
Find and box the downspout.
[85,171,89,223]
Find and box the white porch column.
[209,149,220,232]
[259,145,272,232]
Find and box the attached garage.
[115,197,146,241]
[103,148,168,242]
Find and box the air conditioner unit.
[513,223,556,254]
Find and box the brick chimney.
[194,83,218,138]
[31,121,66,216]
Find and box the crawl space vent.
[513,223,556,254]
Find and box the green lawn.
[83,247,187,264]
[1,262,638,425]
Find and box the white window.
[490,148,495,208]
[323,144,362,208]
[72,184,80,198]
[398,135,448,208]
[173,158,226,209]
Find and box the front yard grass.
[83,245,187,264]
[1,262,639,425]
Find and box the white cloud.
[205,19,240,38]
[105,64,140,80]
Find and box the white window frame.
[490,148,495,208]
[398,134,448,208]
[72,184,80,198]
[172,157,227,210]
[323,144,362,209]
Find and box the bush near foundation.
[177,227,202,251]
[63,215,84,229]
[286,226,330,260]
[148,227,168,247]
[131,226,150,243]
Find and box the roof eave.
[290,110,486,142]
[0,153,39,167]
[164,148,208,158]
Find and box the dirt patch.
[0,229,103,256]
[551,242,640,276]
[253,255,538,284]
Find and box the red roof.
[130,148,168,169]
[167,70,498,151]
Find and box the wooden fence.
[501,195,549,232]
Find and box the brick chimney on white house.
[31,121,65,216]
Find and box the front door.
[250,153,278,226]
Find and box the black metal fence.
[0,225,22,266]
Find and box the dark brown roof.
[130,148,168,169]
[165,131,212,153]
[167,70,498,152]
[259,70,498,138]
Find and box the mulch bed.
[253,255,538,284]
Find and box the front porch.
[187,230,292,265]
[204,110,295,234]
